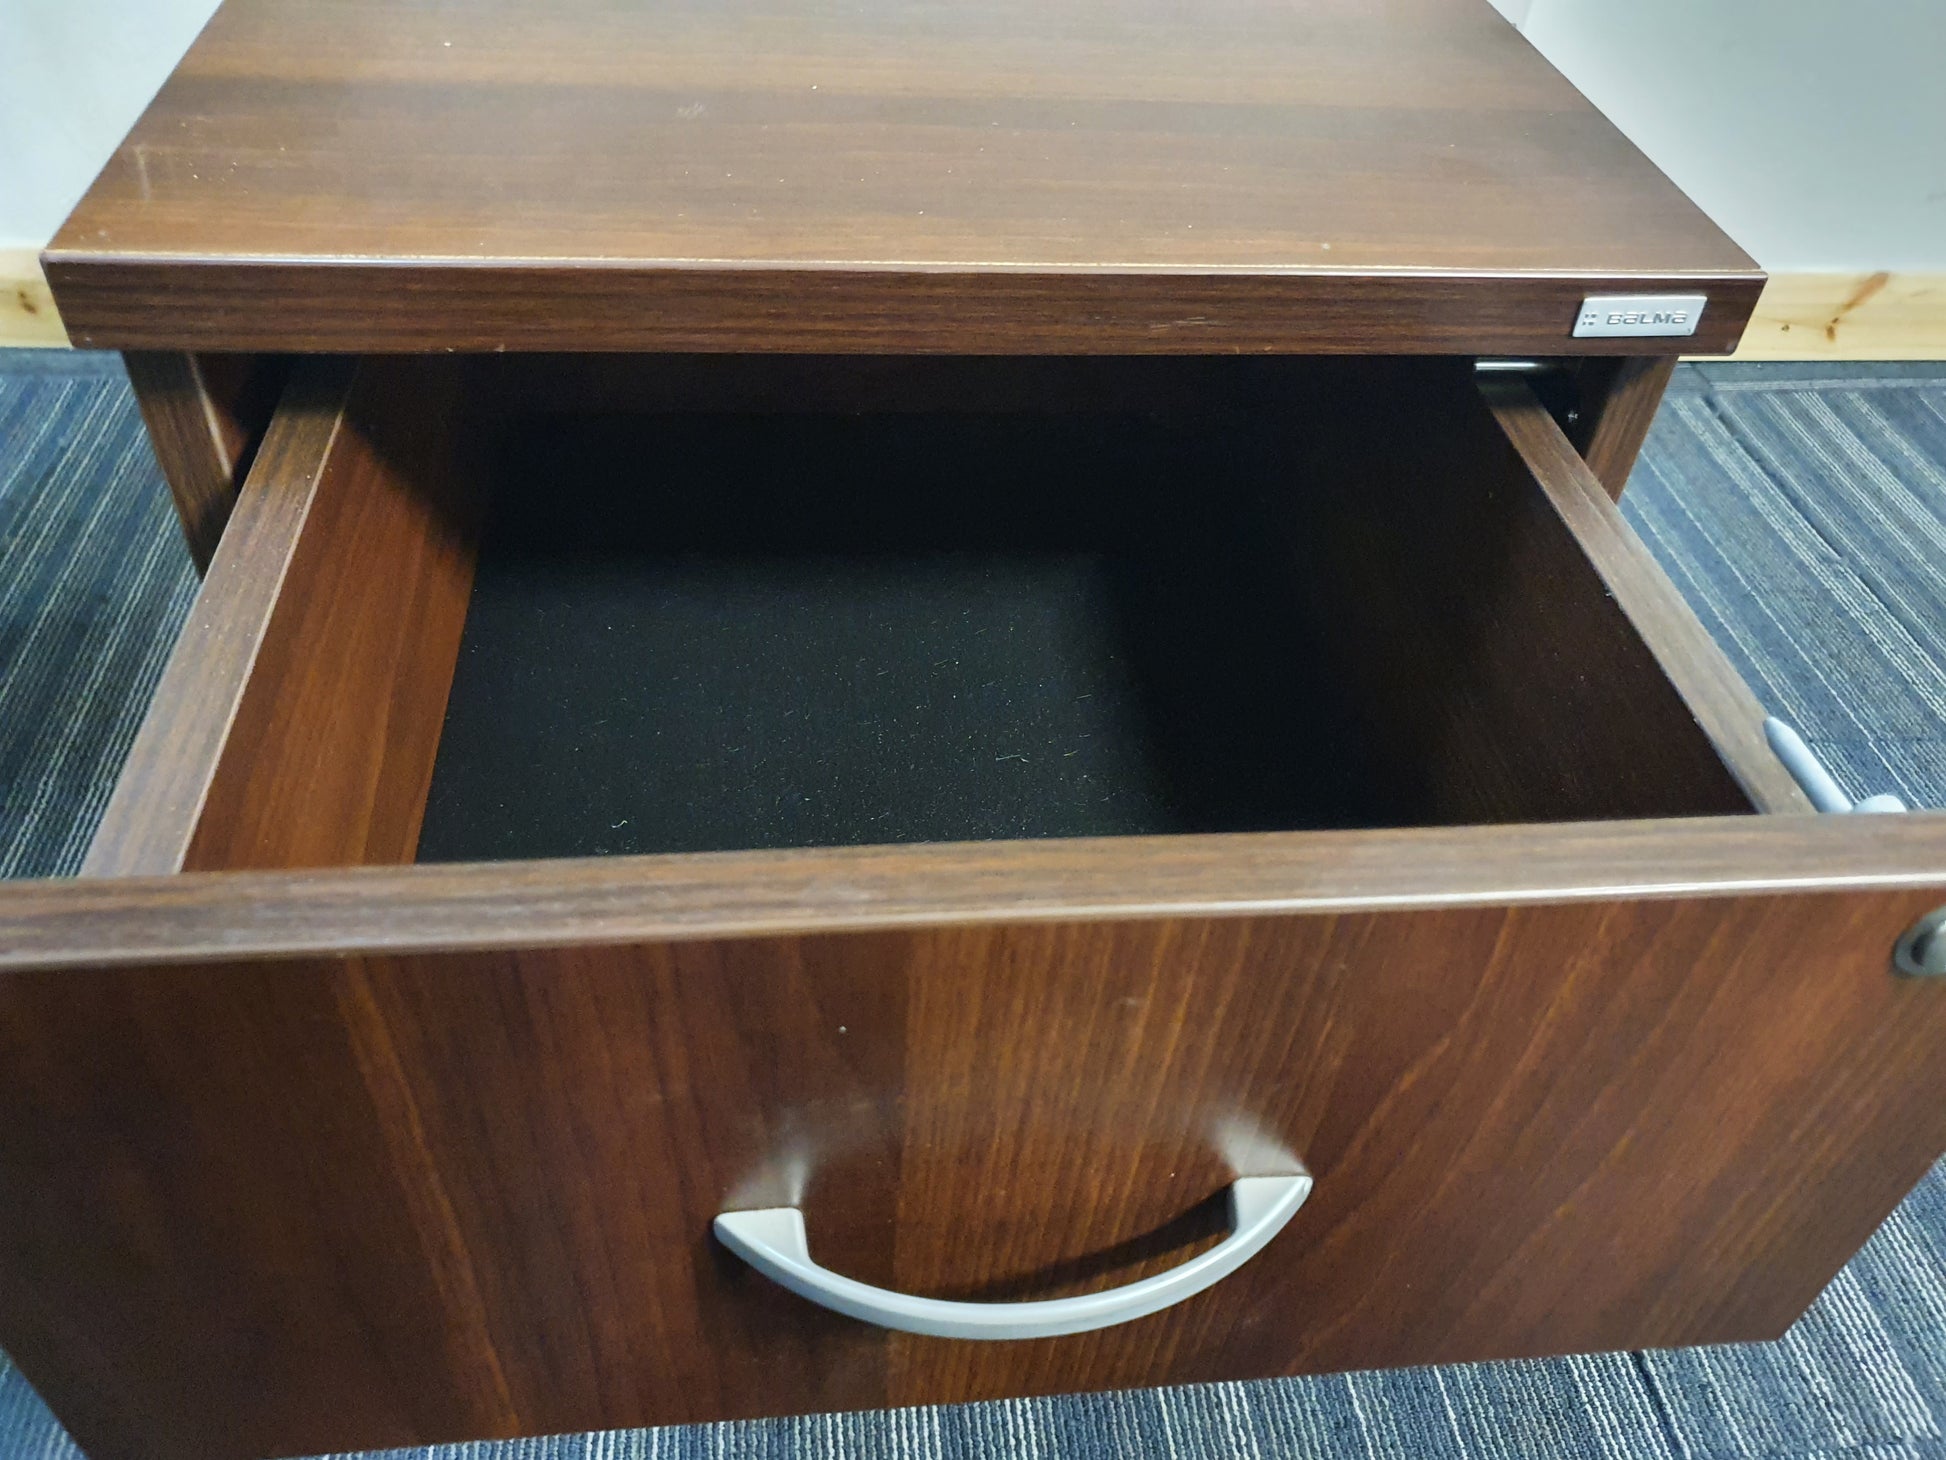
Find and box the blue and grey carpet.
[2,349,1944,1459]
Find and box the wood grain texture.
[1729,272,1946,361]
[122,352,288,570]
[44,0,1761,355]
[45,263,1766,358]
[0,248,66,347]
[1258,360,1778,825]
[179,359,478,871]
[12,812,1946,970]
[83,359,357,874]
[83,357,479,875]
[1,871,1943,1459]
[1571,355,1678,498]
[1482,375,1810,815]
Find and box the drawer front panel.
[4,882,1945,1459]
[16,351,1943,1459]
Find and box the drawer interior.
[420,408,1407,860]
[91,355,1801,877]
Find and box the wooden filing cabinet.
[4,1,1945,1457]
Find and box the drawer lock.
[1895,908,1946,978]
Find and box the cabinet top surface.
[43,0,1761,352]
[52,0,1757,276]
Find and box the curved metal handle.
[714,1172,1311,1341]
[1764,718,1907,814]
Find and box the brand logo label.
[1573,294,1708,339]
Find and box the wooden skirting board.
[1727,273,1946,361]
[0,250,69,348]
[4,254,1939,360]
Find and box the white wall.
[1515,0,1946,272]
[0,0,221,250]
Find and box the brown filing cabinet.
[4,1,1945,1457]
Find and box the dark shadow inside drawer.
[416,412,1400,860]
[414,360,1755,863]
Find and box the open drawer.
[3,355,1945,1460]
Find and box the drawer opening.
[91,355,1795,878]
[413,357,1768,862]
[416,410,1404,861]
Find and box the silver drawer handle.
[1764,718,1907,814]
[714,1172,1311,1341]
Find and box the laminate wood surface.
[7,813,1946,971]
[1571,355,1679,499]
[1,853,1943,1459]
[121,352,289,570]
[46,265,1766,359]
[44,0,1762,355]
[180,357,478,871]
[1257,361,1793,824]
[83,357,478,875]
[1481,374,1810,814]
[82,359,356,874]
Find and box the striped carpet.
[2,349,1944,1459]
[0,350,197,878]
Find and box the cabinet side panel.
[180,359,479,870]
